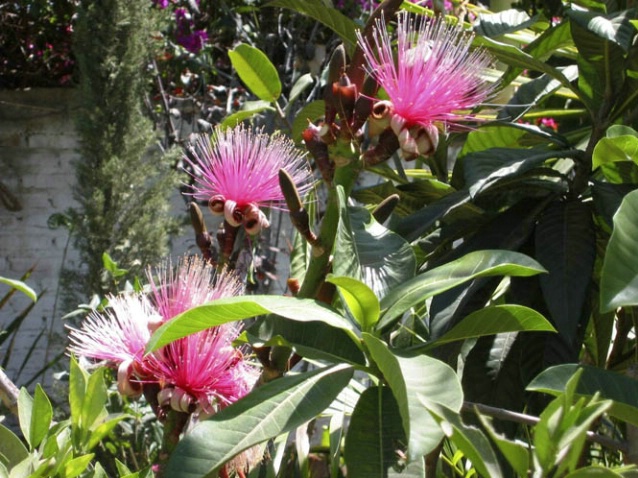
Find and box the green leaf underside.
[165,364,353,477]
[378,250,546,330]
[427,305,555,349]
[147,295,354,352]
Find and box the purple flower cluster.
[174,7,209,54]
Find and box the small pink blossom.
[187,125,313,233]
[357,12,494,158]
[67,294,155,366]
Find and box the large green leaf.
[266,0,358,55]
[378,250,546,330]
[147,295,356,352]
[463,147,574,198]
[600,189,638,311]
[228,44,282,103]
[334,189,416,300]
[363,334,463,459]
[425,305,555,349]
[474,9,535,37]
[344,387,407,476]
[327,275,380,332]
[499,20,574,88]
[424,401,502,478]
[528,364,638,427]
[247,314,366,365]
[535,200,596,360]
[393,190,478,242]
[165,364,353,477]
[567,10,632,110]
[474,36,579,95]
[498,65,579,121]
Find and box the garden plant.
[2,0,638,477]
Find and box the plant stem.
[0,367,20,416]
[462,401,628,454]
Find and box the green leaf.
[474,9,535,37]
[498,65,579,121]
[426,305,555,349]
[266,0,358,55]
[0,423,29,469]
[88,415,128,451]
[288,73,314,106]
[30,385,53,450]
[425,401,502,478]
[147,295,355,352]
[593,134,638,171]
[164,364,353,477]
[69,355,88,443]
[329,413,344,478]
[228,44,282,102]
[0,277,36,302]
[461,125,528,156]
[363,334,463,459]
[564,466,624,477]
[17,388,33,450]
[477,413,530,477]
[247,315,366,365]
[528,364,638,426]
[334,188,416,299]
[498,20,574,88]
[535,200,596,358]
[292,100,325,143]
[378,250,546,330]
[220,101,275,128]
[82,368,107,438]
[101,252,127,278]
[464,147,573,198]
[64,454,95,478]
[600,190,638,311]
[474,36,578,94]
[327,275,380,332]
[344,387,407,476]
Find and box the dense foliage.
[2,0,638,477]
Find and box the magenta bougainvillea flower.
[357,11,493,158]
[67,257,257,413]
[187,125,313,233]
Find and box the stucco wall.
[0,88,82,386]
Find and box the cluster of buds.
[304,2,494,172]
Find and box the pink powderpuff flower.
[144,257,259,414]
[67,294,158,396]
[357,11,494,159]
[187,125,313,234]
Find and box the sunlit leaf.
[363,334,463,458]
[600,190,638,311]
[165,364,353,477]
[147,295,356,352]
[228,43,282,102]
[528,364,638,426]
